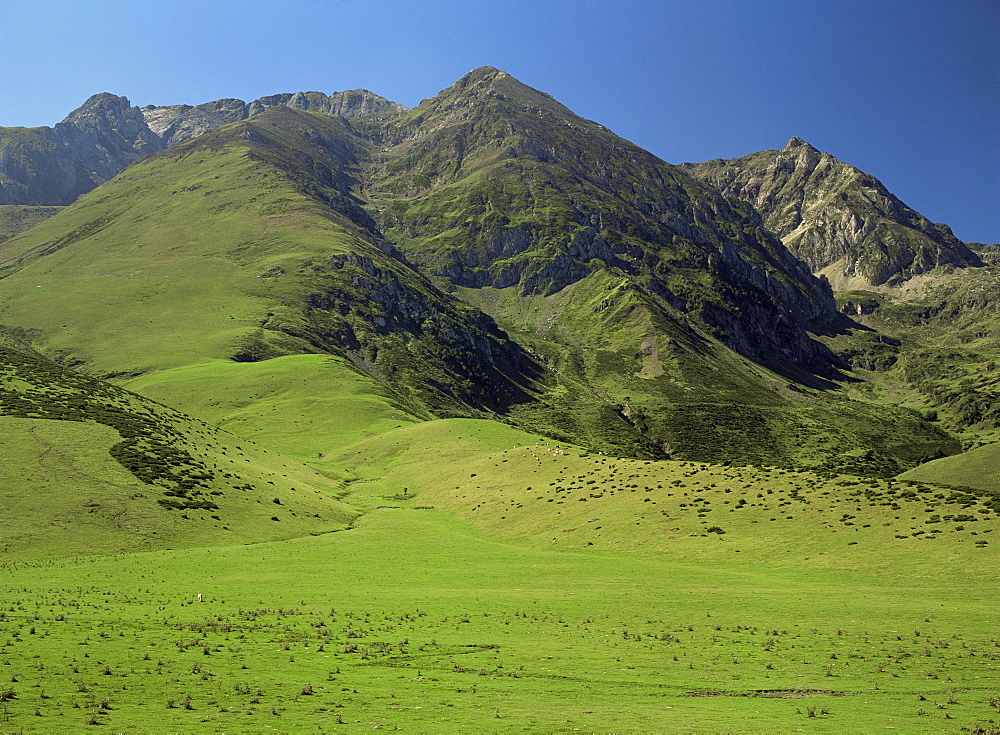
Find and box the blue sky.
[2,0,997,243]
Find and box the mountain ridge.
[0,87,406,206]
[0,67,977,473]
[682,138,983,287]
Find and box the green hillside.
[0,344,355,558]
[1,67,999,732]
[0,70,968,474]
[899,442,1000,493]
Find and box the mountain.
[0,93,160,205]
[372,69,838,368]
[0,89,405,206]
[682,137,983,288]
[0,67,965,474]
[0,69,997,735]
[141,88,406,147]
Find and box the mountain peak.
[61,93,135,124]
[425,66,576,120]
[783,136,816,151]
[459,65,504,82]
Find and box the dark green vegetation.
[0,205,62,241]
[0,68,998,731]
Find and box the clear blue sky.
[2,0,997,243]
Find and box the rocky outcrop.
[141,98,249,147]
[145,89,406,147]
[0,90,406,206]
[0,93,164,205]
[682,138,983,286]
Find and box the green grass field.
[1,417,998,732]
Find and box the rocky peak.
[56,93,160,152]
[60,93,134,125]
[422,67,577,121]
[682,143,983,286]
[782,136,815,151]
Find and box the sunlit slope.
[0,346,355,558]
[0,108,540,421]
[123,354,420,462]
[0,123,365,375]
[898,442,1000,494]
[330,419,999,571]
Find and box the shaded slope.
[830,265,1000,435]
[0,93,162,205]
[0,204,63,242]
[354,68,955,472]
[682,138,983,287]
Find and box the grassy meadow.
[1,415,998,732]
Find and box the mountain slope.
[829,263,1000,436]
[373,69,840,370]
[0,106,542,420]
[0,68,964,472]
[0,204,63,241]
[682,137,983,288]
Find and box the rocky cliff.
[0,89,405,205]
[0,93,163,205]
[682,138,983,287]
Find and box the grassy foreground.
[0,419,998,732]
[0,510,998,733]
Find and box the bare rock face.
[141,98,249,147]
[1,90,407,206]
[0,93,165,205]
[682,138,983,287]
[145,90,407,147]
